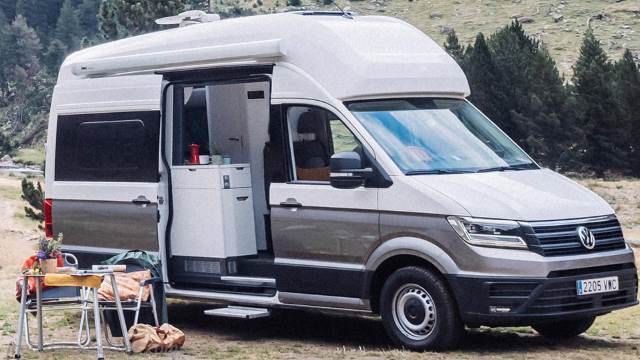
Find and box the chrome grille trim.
[525,215,626,256]
[520,215,616,228]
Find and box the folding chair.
[21,253,91,350]
[97,264,161,348]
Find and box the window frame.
[283,104,363,185]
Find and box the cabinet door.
[170,188,224,258]
[222,188,257,257]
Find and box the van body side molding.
[278,292,371,311]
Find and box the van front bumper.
[447,263,638,327]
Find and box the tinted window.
[55,112,160,182]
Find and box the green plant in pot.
[35,233,63,274]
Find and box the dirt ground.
[0,174,638,359]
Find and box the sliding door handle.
[132,196,151,206]
[279,198,302,208]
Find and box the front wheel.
[379,266,463,351]
[532,316,596,338]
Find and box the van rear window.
[55,112,160,182]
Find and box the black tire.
[379,266,464,351]
[532,316,596,338]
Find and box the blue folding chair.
[20,253,92,350]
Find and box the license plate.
[576,276,619,296]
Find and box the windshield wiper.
[406,169,477,175]
[476,163,537,173]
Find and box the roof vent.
[155,10,220,27]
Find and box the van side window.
[55,112,160,182]
[286,106,361,182]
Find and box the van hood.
[409,169,613,221]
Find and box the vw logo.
[577,226,596,250]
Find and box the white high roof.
[59,12,470,100]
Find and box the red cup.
[189,144,200,164]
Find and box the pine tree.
[443,29,465,64]
[55,0,82,51]
[15,0,64,43]
[572,29,625,177]
[21,178,44,224]
[98,0,118,40]
[613,49,640,175]
[0,0,16,21]
[43,39,68,73]
[0,15,41,87]
[487,21,576,169]
[98,0,185,39]
[77,0,100,39]
[465,33,509,134]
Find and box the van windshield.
[346,98,538,175]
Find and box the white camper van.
[44,12,637,350]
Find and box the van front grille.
[526,216,626,256]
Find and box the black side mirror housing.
[329,151,372,189]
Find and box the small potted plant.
[35,233,63,274]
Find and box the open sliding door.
[160,66,273,287]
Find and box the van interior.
[164,75,281,294]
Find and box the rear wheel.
[379,266,463,351]
[532,316,596,338]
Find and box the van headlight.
[447,216,528,249]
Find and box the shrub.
[21,178,44,226]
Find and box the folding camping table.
[14,270,132,359]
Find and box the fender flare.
[365,236,460,275]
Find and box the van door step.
[204,306,271,319]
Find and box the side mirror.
[329,151,372,189]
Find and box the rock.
[612,31,624,39]
[552,14,564,22]
[1,154,11,162]
[439,25,454,35]
[518,16,535,23]
[430,12,442,19]
[511,13,522,19]
[621,25,631,29]
[607,40,622,50]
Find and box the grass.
[588,302,640,339]
[0,185,20,201]
[0,174,639,359]
[13,148,45,167]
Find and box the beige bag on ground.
[128,323,185,353]
[98,270,151,301]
